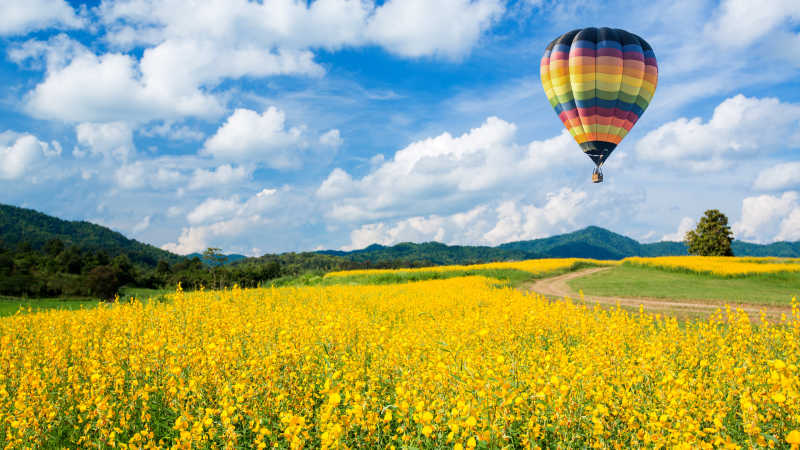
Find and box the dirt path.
[523,267,793,321]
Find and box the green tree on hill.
[685,209,734,256]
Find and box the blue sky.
[1,0,800,255]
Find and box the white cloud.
[186,189,279,225]
[25,48,224,123]
[319,117,582,222]
[137,38,323,96]
[366,0,504,59]
[733,191,800,242]
[319,129,343,148]
[705,0,800,48]
[188,165,250,190]
[753,162,800,191]
[342,187,642,250]
[98,0,500,59]
[114,161,184,190]
[202,107,312,168]
[163,188,282,254]
[187,198,241,225]
[8,33,87,70]
[636,95,800,171]
[15,0,502,124]
[344,216,448,250]
[317,168,355,200]
[162,217,255,255]
[483,188,593,245]
[0,131,60,180]
[132,215,151,233]
[662,217,694,242]
[75,122,135,161]
[0,0,83,36]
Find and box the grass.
[0,287,173,318]
[0,296,102,317]
[568,264,800,306]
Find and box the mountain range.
[3,203,800,267]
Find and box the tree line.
[0,239,437,301]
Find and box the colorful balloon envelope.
[540,28,658,182]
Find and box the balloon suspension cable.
[592,165,603,183]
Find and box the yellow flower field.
[1,277,800,448]
[324,257,614,278]
[624,256,800,276]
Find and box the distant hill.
[498,226,640,259]
[0,203,183,267]
[318,241,538,265]
[318,226,800,261]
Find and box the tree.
[202,247,228,267]
[203,247,228,290]
[86,265,123,301]
[685,209,734,256]
[44,238,65,256]
[112,254,135,284]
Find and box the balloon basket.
[592,167,603,183]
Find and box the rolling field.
[2,257,800,447]
[568,264,800,306]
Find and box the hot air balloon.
[540,28,657,182]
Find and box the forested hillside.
[0,204,182,266]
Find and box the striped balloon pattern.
[540,28,658,167]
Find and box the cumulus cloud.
[319,129,343,148]
[482,188,597,245]
[8,33,87,70]
[75,122,135,161]
[342,187,642,250]
[705,0,800,49]
[13,0,500,124]
[162,188,281,254]
[98,0,501,59]
[318,117,583,222]
[17,34,317,124]
[23,46,225,123]
[733,191,800,242]
[114,161,183,190]
[366,0,504,59]
[0,0,83,36]
[186,198,241,225]
[662,217,694,242]
[203,107,339,169]
[162,217,255,255]
[636,95,800,171]
[0,131,60,180]
[753,162,800,191]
